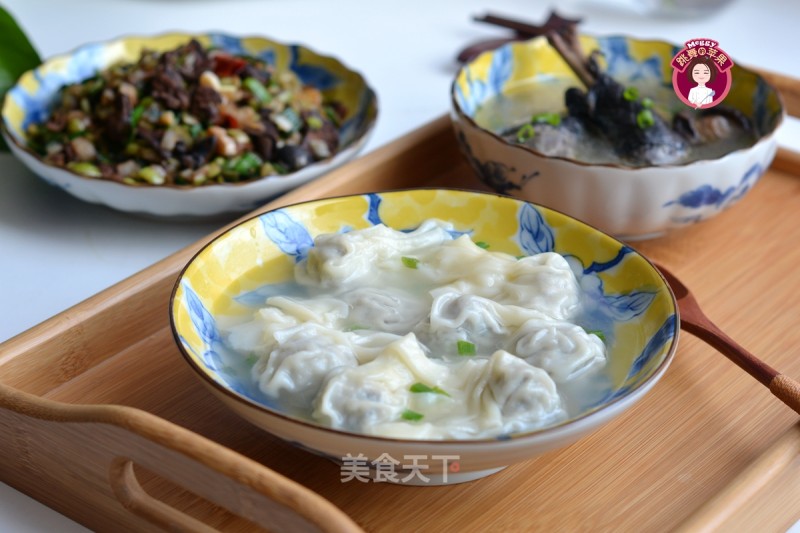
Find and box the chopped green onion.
[137,165,166,185]
[584,329,606,342]
[130,97,152,129]
[457,340,476,356]
[637,109,655,129]
[272,162,290,175]
[66,161,101,178]
[531,112,561,126]
[324,105,341,125]
[516,123,535,143]
[401,256,419,269]
[233,152,263,176]
[346,324,369,331]
[306,115,324,130]
[243,77,272,104]
[189,123,203,139]
[401,409,424,422]
[641,97,654,109]
[410,383,450,396]
[245,354,259,365]
[474,241,490,249]
[623,86,640,102]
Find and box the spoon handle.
[681,316,800,414]
[770,375,800,414]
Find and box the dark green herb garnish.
[474,241,490,249]
[401,256,419,269]
[531,112,561,126]
[637,109,655,129]
[584,329,606,342]
[401,409,424,422]
[410,382,450,397]
[457,340,476,356]
[516,123,535,143]
[623,86,640,102]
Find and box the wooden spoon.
[656,263,800,414]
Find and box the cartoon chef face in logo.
[686,57,717,108]
[671,39,733,110]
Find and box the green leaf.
[457,340,476,356]
[409,382,450,397]
[474,241,490,249]
[401,409,424,422]
[0,6,41,151]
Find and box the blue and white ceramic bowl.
[170,189,678,484]
[452,35,783,240]
[1,32,377,218]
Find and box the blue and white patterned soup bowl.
[170,189,678,484]
[452,35,783,240]
[1,32,377,218]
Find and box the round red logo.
[671,38,733,109]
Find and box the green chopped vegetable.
[457,340,476,356]
[189,123,203,139]
[130,103,145,129]
[516,123,535,143]
[243,77,271,104]
[401,409,424,422]
[637,109,655,129]
[306,115,323,130]
[137,165,166,185]
[531,112,562,126]
[401,256,419,269]
[623,86,640,102]
[323,105,341,125]
[346,324,369,331]
[474,241,490,249]
[410,383,450,396]
[245,354,259,365]
[584,329,606,342]
[233,151,263,176]
[641,97,654,109]
[273,162,290,175]
[66,161,101,178]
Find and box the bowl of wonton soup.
[171,188,678,484]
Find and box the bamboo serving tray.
[2,108,800,532]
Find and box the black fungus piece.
[136,128,169,161]
[179,135,217,169]
[303,120,340,154]
[241,63,271,85]
[151,66,190,110]
[190,86,222,124]
[247,120,279,161]
[276,144,312,171]
[99,92,134,147]
[175,39,213,81]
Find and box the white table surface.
[1,0,799,530]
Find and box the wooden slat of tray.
[1,115,800,532]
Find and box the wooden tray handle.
[0,384,362,533]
